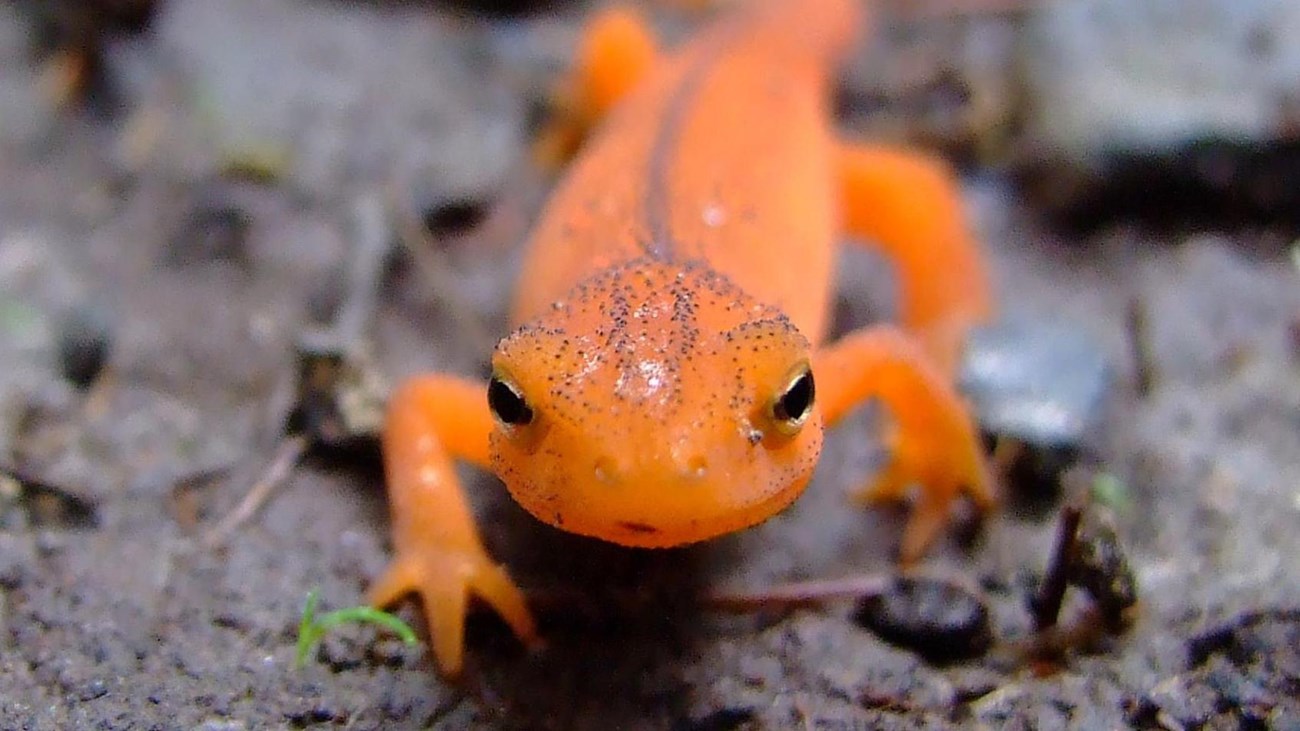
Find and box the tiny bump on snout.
[683,454,709,479]
[594,456,618,484]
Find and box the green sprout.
[295,588,418,668]
[1090,472,1133,514]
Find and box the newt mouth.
[617,521,659,534]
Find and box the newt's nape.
[373,0,995,677]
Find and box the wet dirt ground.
[2,1,1299,729]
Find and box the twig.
[201,434,309,548]
[887,0,1040,21]
[522,573,892,618]
[701,574,892,612]
[332,193,392,352]
[1125,296,1156,398]
[290,191,395,446]
[1031,503,1082,630]
[0,462,98,528]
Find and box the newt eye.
[771,364,815,434]
[488,375,534,427]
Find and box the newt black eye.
[772,365,815,432]
[488,375,533,426]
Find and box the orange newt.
[372,0,995,676]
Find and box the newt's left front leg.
[816,326,995,564]
[826,141,996,562]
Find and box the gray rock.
[153,0,525,198]
[960,319,1114,450]
[1018,0,1300,167]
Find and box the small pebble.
[57,305,113,388]
[197,721,248,731]
[1204,657,1271,719]
[286,339,386,451]
[946,666,1004,703]
[421,196,492,239]
[77,678,109,701]
[167,187,253,267]
[853,577,992,662]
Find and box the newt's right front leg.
[370,375,537,677]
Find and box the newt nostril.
[684,455,708,479]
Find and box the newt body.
[374,0,995,676]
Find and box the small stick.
[332,193,393,352]
[701,574,892,612]
[888,0,1040,21]
[522,574,892,617]
[202,434,309,548]
[1125,296,1156,398]
[291,191,397,446]
[0,463,98,528]
[1031,503,1082,630]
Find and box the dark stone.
[853,577,992,663]
[166,182,257,267]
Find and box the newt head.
[487,258,824,548]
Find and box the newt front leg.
[371,375,537,677]
[829,142,997,561]
[815,327,994,563]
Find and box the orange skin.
[372,0,996,677]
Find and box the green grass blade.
[294,588,418,669]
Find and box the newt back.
[513,0,864,344]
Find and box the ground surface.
[1,1,1299,729]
